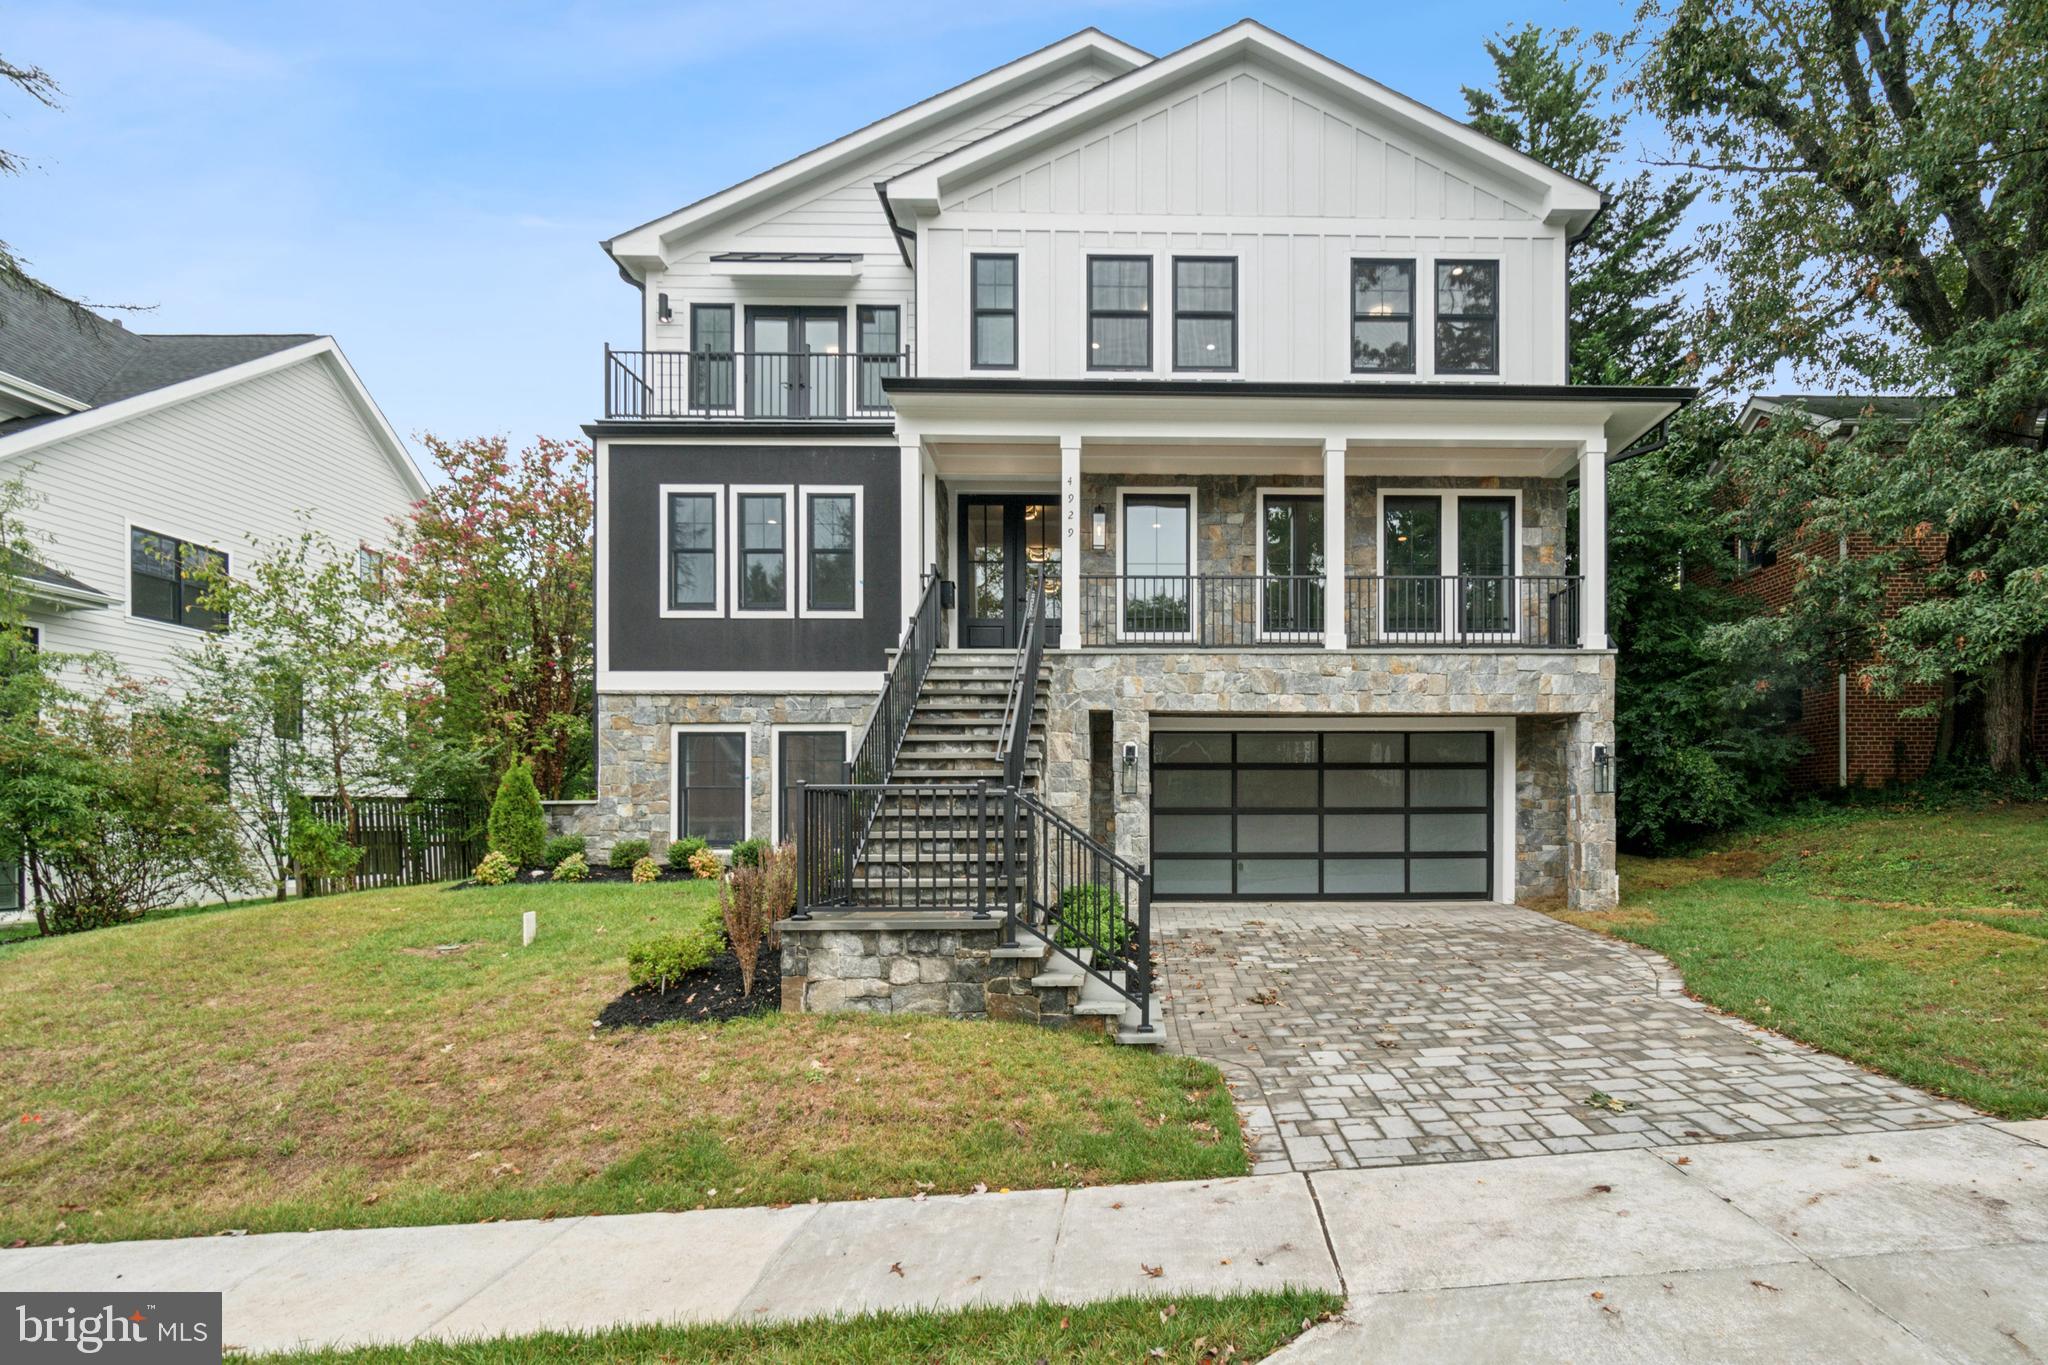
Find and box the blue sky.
[8,1,1653,451]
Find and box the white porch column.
[899,442,924,615]
[920,451,938,580]
[1060,435,1083,650]
[1578,438,1609,650]
[1322,436,1347,650]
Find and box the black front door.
[957,495,1062,648]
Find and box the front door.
[745,308,846,418]
[957,495,1062,648]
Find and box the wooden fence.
[299,796,489,894]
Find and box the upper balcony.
[603,346,911,422]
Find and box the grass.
[0,881,1244,1247]
[253,1291,1342,1364]
[1558,800,2048,1119]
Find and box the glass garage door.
[1150,730,1493,899]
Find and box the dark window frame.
[690,303,736,411]
[970,254,1018,371]
[1434,259,1500,376]
[129,527,229,632]
[855,304,902,412]
[775,728,849,842]
[804,489,859,614]
[674,728,748,848]
[1171,256,1237,372]
[666,489,720,613]
[1087,254,1154,371]
[1350,258,1417,375]
[733,489,789,614]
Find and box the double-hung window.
[663,486,721,615]
[855,305,901,412]
[776,728,848,841]
[674,728,747,846]
[1435,260,1499,374]
[803,488,860,616]
[1088,256,1152,370]
[130,527,228,631]
[1172,257,1236,371]
[733,488,790,615]
[1351,260,1415,373]
[970,255,1017,369]
[690,304,735,411]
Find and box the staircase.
[887,650,1048,784]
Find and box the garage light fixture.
[1121,741,1139,796]
[1592,743,1614,794]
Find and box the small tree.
[718,842,795,997]
[487,759,547,866]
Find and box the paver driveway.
[1153,901,1980,1175]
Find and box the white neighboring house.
[0,277,429,911]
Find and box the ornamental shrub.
[717,841,796,997]
[666,835,708,870]
[729,837,767,869]
[541,834,587,867]
[630,855,659,884]
[486,760,547,866]
[550,852,590,882]
[609,837,651,869]
[471,851,517,886]
[687,847,722,880]
[626,918,726,991]
[1055,883,1127,952]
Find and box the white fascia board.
[0,370,89,415]
[16,575,117,610]
[887,20,1602,230]
[601,29,1150,274]
[0,338,430,501]
[715,259,863,284]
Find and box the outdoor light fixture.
[1121,741,1139,796]
[1592,743,1614,794]
[1092,504,1108,550]
[657,292,672,323]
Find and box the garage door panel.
[1236,859,1319,895]
[1154,859,1232,895]
[1155,769,1230,806]
[1326,769,1402,806]
[1325,857,1405,894]
[1237,770,1316,808]
[1324,813,1403,853]
[1155,813,1229,852]
[1411,812,1488,852]
[1410,767,1487,807]
[1238,814,1318,852]
[1411,857,1489,894]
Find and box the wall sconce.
[1093,504,1108,550]
[1121,741,1138,796]
[1592,743,1614,794]
[657,292,672,323]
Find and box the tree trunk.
[1981,640,2043,777]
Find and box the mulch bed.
[596,944,782,1028]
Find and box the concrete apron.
[1,1121,2043,1359]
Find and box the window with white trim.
[1351,260,1415,374]
[130,527,228,631]
[733,489,789,614]
[666,489,720,613]
[674,728,748,846]
[1435,260,1499,374]
[1088,256,1152,370]
[803,488,859,615]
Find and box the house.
[575,21,1690,1023]
[1733,394,2048,787]
[0,276,429,908]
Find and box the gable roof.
[1738,394,1931,435]
[602,27,1151,275]
[886,19,1604,230]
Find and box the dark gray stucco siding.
[607,442,902,673]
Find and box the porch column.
[1578,438,1609,650]
[1322,436,1347,650]
[1060,435,1082,650]
[920,451,938,582]
[899,442,924,616]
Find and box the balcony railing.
[603,346,909,420]
[1071,574,1581,648]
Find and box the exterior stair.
[990,937,1165,1046]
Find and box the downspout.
[1838,534,1850,787]
[874,183,916,269]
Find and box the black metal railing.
[1011,788,1153,1032]
[1076,574,1325,647]
[840,568,942,862]
[603,346,909,420]
[999,570,1047,789]
[1346,574,1581,648]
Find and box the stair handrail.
[997,568,1046,790]
[843,567,942,858]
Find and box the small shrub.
[550,852,590,882]
[666,835,708,870]
[630,855,659,885]
[1055,883,1127,951]
[290,813,363,885]
[487,760,548,866]
[729,837,767,869]
[626,918,726,991]
[541,834,587,867]
[610,837,651,869]
[688,847,722,880]
[472,851,517,886]
[718,841,796,997]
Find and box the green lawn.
[0,882,1244,1247]
[1561,800,2048,1119]
[255,1292,1341,1364]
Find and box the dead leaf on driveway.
[1141,1263,1165,1278]
[888,1262,904,1278]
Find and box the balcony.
[1070,574,1582,649]
[602,347,910,421]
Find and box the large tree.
[1630,0,2048,773]
[0,51,62,298]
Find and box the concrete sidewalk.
[3,1121,2045,1359]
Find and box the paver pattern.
[1153,901,1980,1175]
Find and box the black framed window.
[690,303,735,410]
[273,676,305,742]
[856,305,901,411]
[130,528,227,631]
[667,491,718,611]
[1088,256,1152,370]
[777,730,847,841]
[1351,260,1415,373]
[735,492,787,612]
[806,491,857,612]
[1173,257,1235,370]
[675,730,746,846]
[970,255,1017,369]
[1435,260,1499,374]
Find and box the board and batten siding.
[915,61,1567,384]
[640,64,1127,362]
[11,355,423,688]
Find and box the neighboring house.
[578,20,1690,933]
[0,276,428,908]
[1733,394,2048,787]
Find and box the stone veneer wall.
[1037,650,1617,911]
[778,918,1106,1030]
